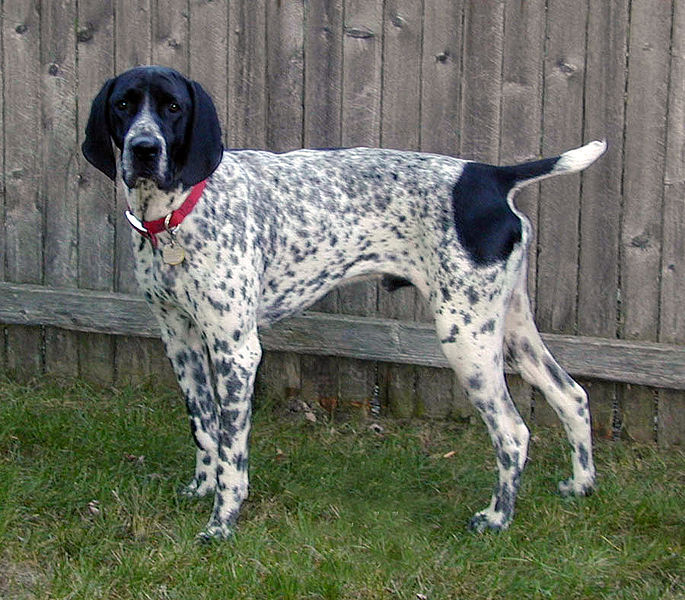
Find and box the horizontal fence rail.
[2,282,684,392]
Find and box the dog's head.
[82,66,223,191]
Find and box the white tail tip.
[554,140,607,174]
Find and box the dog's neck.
[125,180,186,222]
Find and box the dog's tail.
[501,140,607,194]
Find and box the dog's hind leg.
[152,305,219,499]
[503,275,596,496]
[434,306,530,532]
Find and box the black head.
[82,66,223,190]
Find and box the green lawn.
[0,377,683,599]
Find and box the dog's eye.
[168,102,181,114]
[115,100,128,111]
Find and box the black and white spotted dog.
[83,66,605,540]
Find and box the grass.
[0,376,683,599]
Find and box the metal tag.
[162,242,185,265]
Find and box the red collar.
[125,179,207,248]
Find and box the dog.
[82,65,604,540]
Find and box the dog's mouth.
[122,151,174,191]
[123,165,166,190]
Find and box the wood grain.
[42,0,79,378]
[2,282,684,393]
[619,0,672,442]
[77,0,117,384]
[3,0,44,379]
[658,0,685,447]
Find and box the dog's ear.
[82,78,117,181]
[179,80,223,187]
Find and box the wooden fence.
[1,0,683,446]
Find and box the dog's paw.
[196,522,235,543]
[558,476,595,498]
[178,477,215,499]
[468,509,511,533]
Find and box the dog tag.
[162,242,185,265]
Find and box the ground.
[0,377,683,599]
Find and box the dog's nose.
[131,136,161,161]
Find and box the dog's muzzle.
[123,133,167,188]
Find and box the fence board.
[620,0,672,442]
[304,0,343,150]
[77,0,117,385]
[228,0,267,149]
[266,0,304,153]
[189,0,228,131]
[460,0,503,162]
[3,282,685,392]
[419,0,462,156]
[579,0,630,437]
[153,0,189,71]
[0,1,5,369]
[3,0,43,379]
[658,0,685,447]
[41,0,79,378]
[537,0,587,336]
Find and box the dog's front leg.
[198,326,262,541]
[152,305,219,498]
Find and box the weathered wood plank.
[77,0,117,385]
[266,0,304,152]
[578,0,630,437]
[42,0,79,378]
[228,0,267,149]
[420,0,462,156]
[304,0,343,150]
[153,0,189,71]
[658,0,685,447]
[460,0,504,162]
[381,0,422,151]
[189,0,228,131]
[536,0,587,338]
[619,0,672,442]
[2,283,685,392]
[0,2,6,369]
[3,0,44,379]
